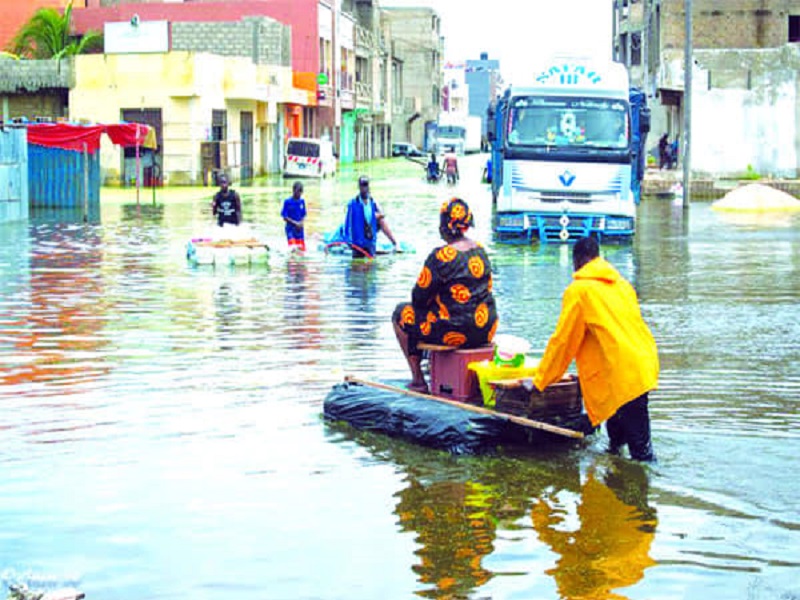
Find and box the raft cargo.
[324,344,591,455]
[186,237,269,266]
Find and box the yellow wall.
[70,52,299,184]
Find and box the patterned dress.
[394,243,498,354]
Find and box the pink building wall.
[71,0,320,75]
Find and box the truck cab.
[490,60,649,243]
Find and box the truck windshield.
[507,96,629,150]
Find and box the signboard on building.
[340,15,354,49]
[319,4,333,40]
[104,21,169,54]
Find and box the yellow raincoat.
[533,257,659,426]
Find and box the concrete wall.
[660,45,800,177]
[661,0,800,50]
[172,16,291,67]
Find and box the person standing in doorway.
[211,174,242,227]
[282,181,307,252]
[657,133,669,170]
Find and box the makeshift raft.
[187,238,270,265]
[324,344,591,454]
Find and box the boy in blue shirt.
[281,181,307,251]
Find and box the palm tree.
[10,0,102,59]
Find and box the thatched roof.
[0,57,74,93]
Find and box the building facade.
[383,7,443,152]
[614,0,800,177]
[465,52,501,149]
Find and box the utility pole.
[625,3,632,70]
[683,0,692,209]
[612,0,619,61]
[642,0,650,94]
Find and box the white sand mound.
[712,183,800,212]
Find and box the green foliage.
[10,0,102,59]
[741,164,761,180]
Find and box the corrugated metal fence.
[28,144,100,209]
[0,128,29,224]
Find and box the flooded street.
[1,154,799,600]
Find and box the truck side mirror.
[639,107,651,134]
[487,130,496,143]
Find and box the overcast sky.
[382,0,613,83]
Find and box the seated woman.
[392,198,499,393]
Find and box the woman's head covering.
[439,197,474,237]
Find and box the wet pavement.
[1,154,799,599]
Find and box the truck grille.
[540,192,592,203]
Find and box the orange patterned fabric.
[417,266,432,288]
[443,331,467,347]
[450,284,471,304]
[436,246,458,263]
[397,241,498,354]
[474,303,489,328]
[468,255,485,279]
[439,198,474,237]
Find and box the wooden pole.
[344,375,584,440]
[135,123,141,207]
[82,141,89,223]
[682,0,692,209]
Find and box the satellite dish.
[131,14,140,27]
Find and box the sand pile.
[712,183,800,212]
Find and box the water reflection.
[213,282,242,351]
[282,256,323,351]
[1,225,110,397]
[344,424,659,600]
[531,460,657,600]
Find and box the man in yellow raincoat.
[533,237,659,461]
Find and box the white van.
[283,137,336,178]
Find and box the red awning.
[27,123,156,153]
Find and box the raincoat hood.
[573,257,620,284]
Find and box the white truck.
[489,58,650,243]
[435,113,467,155]
[464,115,482,154]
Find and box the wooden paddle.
[343,375,584,440]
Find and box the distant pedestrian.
[282,181,307,252]
[443,151,459,185]
[211,174,242,227]
[658,133,669,170]
[341,176,398,258]
[669,136,679,169]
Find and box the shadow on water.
[329,424,658,600]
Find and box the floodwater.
[1,155,799,600]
